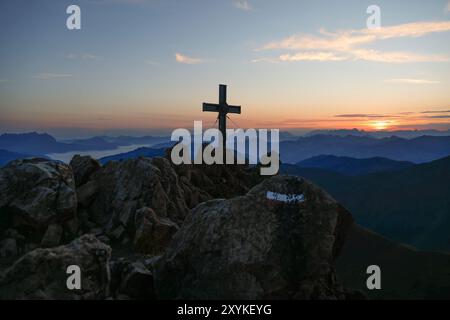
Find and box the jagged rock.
[85,157,189,237]
[154,175,353,299]
[40,224,63,248]
[108,225,125,240]
[120,262,155,299]
[69,155,101,187]
[76,181,98,208]
[0,238,17,258]
[0,158,78,254]
[133,207,179,255]
[0,234,111,299]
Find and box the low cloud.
[175,53,203,64]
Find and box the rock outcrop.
[0,234,111,299]
[69,155,101,187]
[77,157,187,248]
[0,159,78,257]
[154,175,353,299]
[0,154,357,300]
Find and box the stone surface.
[133,207,179,255]
[69,155,101,187]
[110,259,155,300]
[0,234,111,299]
[154,175,353,299]
[0,158,78,255]
[84,157,189,240]
[40,224,63,248]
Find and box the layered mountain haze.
[297,155,414,176]
[282,156,450,251]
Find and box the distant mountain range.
[64,135,169,147]
[305,128,450,139]
[0,149,42,167]
[297,155,414,176]
[282,155,450,251]
[0,132,170,156]
[99,147,166,164]
[280,135,450,163]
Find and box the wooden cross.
[203,84,241,150]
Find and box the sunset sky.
[1,0,449,138]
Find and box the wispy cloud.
[335,114,386,118]
[0,79,10,83]
[446,1,450,13]
[144,59,159,66]
[66,53,100,60]
[175,53,203,64]
[422,109,450,114]
[32,73,73,80]
[256,21,450,63]
[233,0,252,11]
[385,78,440,84]
[279,51,347,62]
[424,115,450,118]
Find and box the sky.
[0,0,449,138]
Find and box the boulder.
[133,207,179,255]
[85,157,188,239]
[69,155,101,187]
[40,224,63,248]
[0,238,17,258]
[109,259,155,300]
[154,175,353,299]
[0,158,78,254]
[0,234,111,299]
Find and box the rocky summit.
[0,154,356,299]
[154,175,353,299]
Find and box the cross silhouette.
[202,84,241,151]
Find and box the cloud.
[0,79,10,83]
[424,115,450,118]
[233,0,252,11]
[257,21,450,63]
[32,73,73,80]
[385,78,440,84]
[279,51,347,62]
[144,59,159,66]
[66,53,99,60]
[335,114,386,118]
[175,53,203,64]
[422,109,450,114]
[446,1,450,13]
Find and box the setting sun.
[371,120,392,131]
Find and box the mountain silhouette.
[280,135,450,163]
[99,147,166,164]
[297,155,414,176]
[282,156,450,251]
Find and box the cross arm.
[203,103,220,112]
[227,105,241,114]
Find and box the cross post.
[202,84,241,153]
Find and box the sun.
[371,120,391,131]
